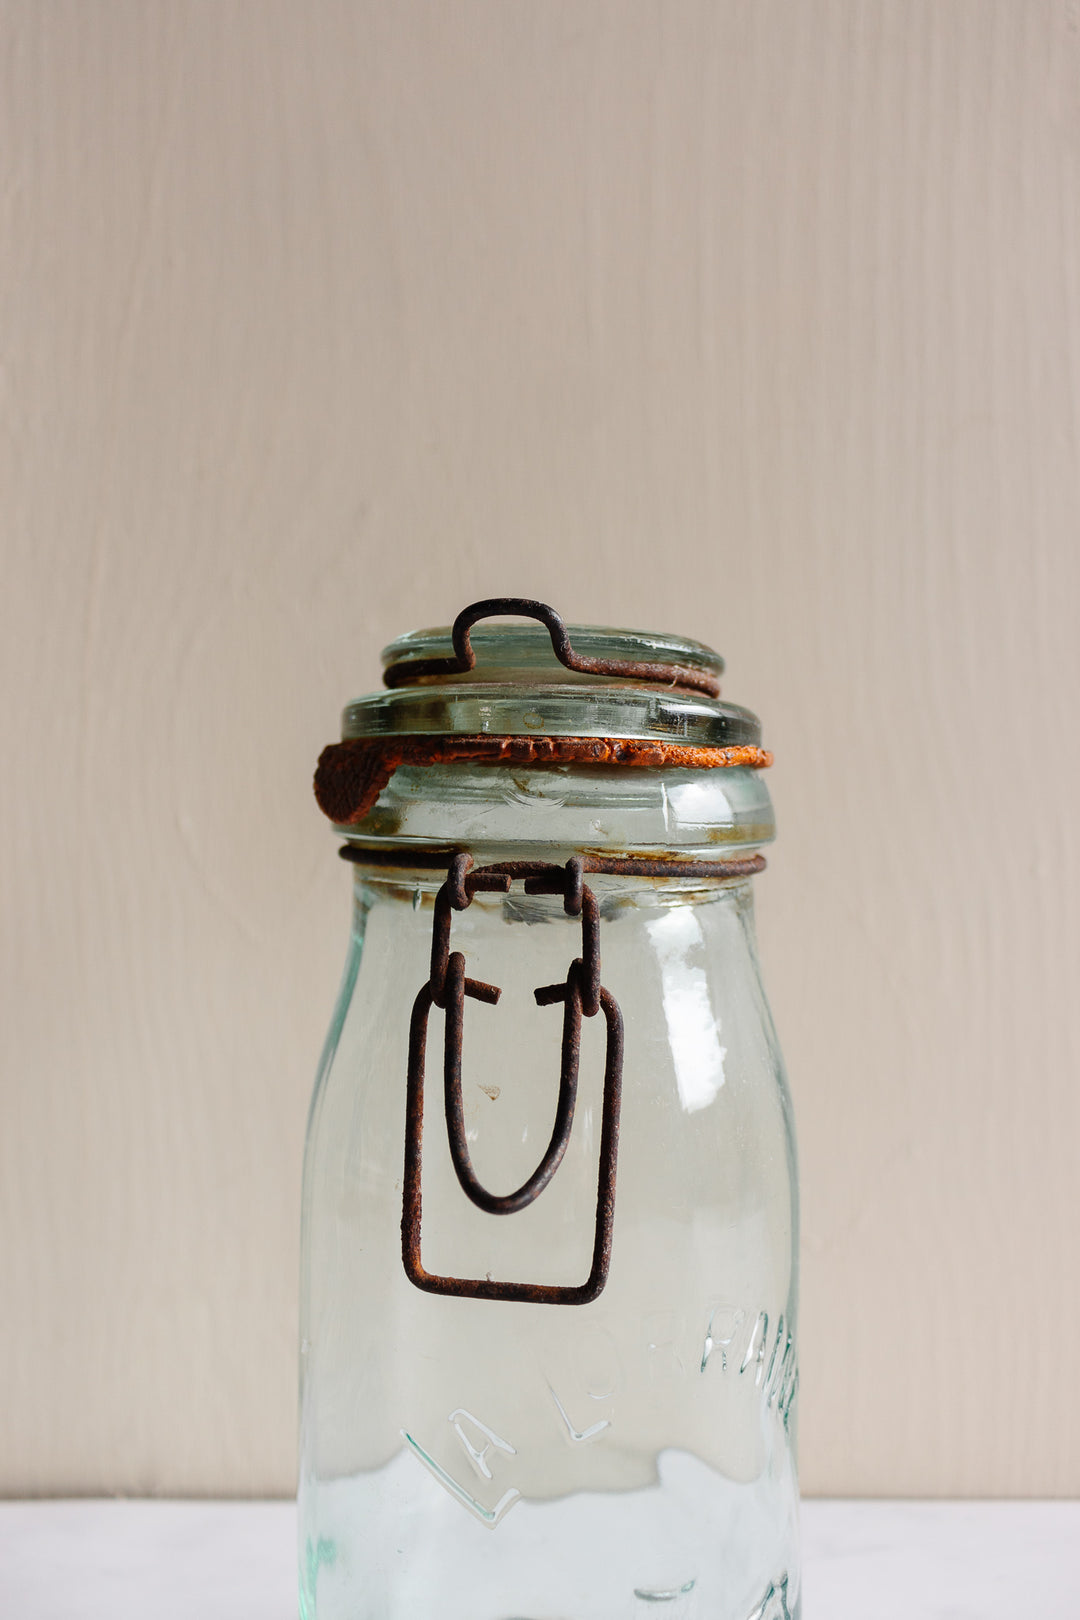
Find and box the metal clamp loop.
[382,597,721,697]
[402,857,624,1305]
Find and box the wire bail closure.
[382,596,722,697]
[402,854,624,1306]
[326,599,769,1303]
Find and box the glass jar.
[299,602,800,1620]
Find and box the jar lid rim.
[380,619,724,686]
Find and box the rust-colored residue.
[314,734,773,825]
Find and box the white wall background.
[2,0,1079,1498]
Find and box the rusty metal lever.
[401,855,624,1306]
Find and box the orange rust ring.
[314,734,773,826]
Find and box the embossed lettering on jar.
[299,601,800,1620]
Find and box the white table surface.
[1,1499,1077,1618]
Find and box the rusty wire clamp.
[402,853,624,1306]
[383,595,721,696]
[322,598,772,1306]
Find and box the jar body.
[299,770,798,1620]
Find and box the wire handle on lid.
[382,597,722,697]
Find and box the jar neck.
[334,761,775,867]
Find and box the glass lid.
[340,610,762,749]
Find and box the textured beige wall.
[2,0,1079,1499]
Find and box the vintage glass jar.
[299,600,799,1620]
